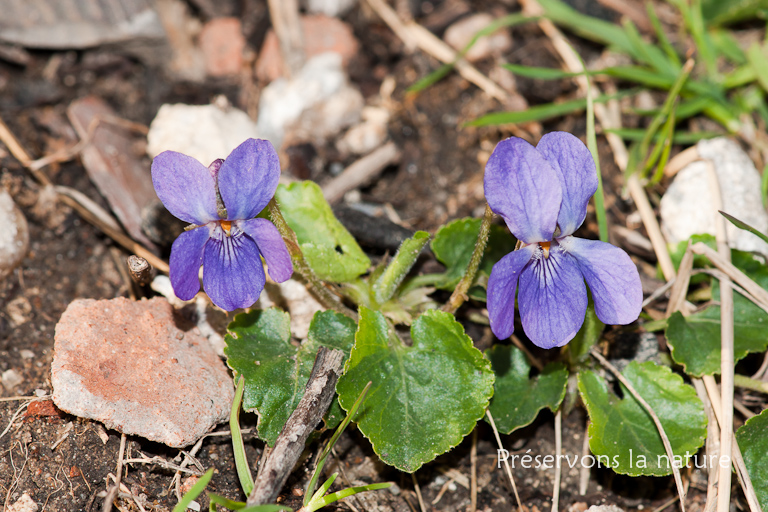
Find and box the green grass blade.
[584,73,609,243]
[173,468,214,512]
[645,102,677,178]
[208,493,247,511]
[307,483,393,512]
[466,89,637,127]
[762,163,768,209]
[304,382,372,507]
[604,128,719,144]
[690,0,718,78]
[747,42,768,94]
[637,60,694,176]
[502,63,585,80]
[719,210,768,245]
[231,375,254,496]
[647,3,681,67]
[650,106,677,184]
[711,28,747,65]
[621,19,677,75]
[723,65,757,89]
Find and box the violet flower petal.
[151,151,219,224]
[559,236,643,325]
[217,139,281,221]
[202,225,266,310]
[239,218,293,283]
[487,244,537,340]
[536,132,597,237]
[169,226,209,300]
[518,244,587,349]
[484,137,562,244]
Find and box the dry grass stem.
[665,243,694,317]
[323,142,400,204]
[486,409,523,511]
[411,473,427,512]
[578,420,590,496]
[363,0,510,102]
[691,243,768,311]
[469,428,478,512]
[590,348,687,512]
[102,433,127,512]
[701,376,761,512]
[551,409,562,512]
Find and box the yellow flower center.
[220,220,232,235]
[539,241,551,257]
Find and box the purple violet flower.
[485,132,642,349]
[151,138,293,311]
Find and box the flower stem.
[268,199,357,320]
[442,203,493,314]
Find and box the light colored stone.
[444,13,512,62]
[290,84,364,143]
[6,296,32,326]
[660,137,768,254]
[303,0,357,17]
[147,101,261,166]
[0,190,29,279]
[258,53,362,148]
[255,15,359,82]
[2,369,23,391]
[198,18,245,76]
[52,297,234,448]
[6,493,38,512]
[586,506,624,512]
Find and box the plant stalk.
[443,203,493,314]
[268,198,357,320]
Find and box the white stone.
[660,137,768,254]
[0,190,29,279]
[587,506,624,512]
[147,102,261,166]
[444,13,513,62]
[257,53,357,148]
[2,369,23,391]
[7,493,38,512]
[303,0,357,17]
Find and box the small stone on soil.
[51,297,234,448]
[0,190,29,279]
[6,493,38,512]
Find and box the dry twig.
[322,142,401,204]
[486,410,523,511]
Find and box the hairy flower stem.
[733,373,768,395]
[442,203,493,314]
[268,199,358,320]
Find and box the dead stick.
[246,347,345,506]
[322,142,400,204]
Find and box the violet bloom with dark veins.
[485,132,642,349]
[151,138,293,311]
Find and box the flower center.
[220,220,232,236]
[539,241,551,257]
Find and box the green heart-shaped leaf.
[276,181,370,282]
[735,407,768,510]
[337,307,495,472]
[579,361,707,476]
[486,345,568,434]
[224,309,356,445]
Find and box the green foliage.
[566,299,604,367]
[720,211,768,245]
[373,231,430,304]
[735,408,768,509]
[275,181,370,282]
[578,362,707,476]
[224,309,356,445]
[337,307,494,472]
[428,217,516,290]
[173,468,214,512]
[486,345,568,433]
[666,250,768,376]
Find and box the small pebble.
[6,493,38,512]
[1,369,23,391]
[0,190,29,279]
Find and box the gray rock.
[0,190,29,279]
[660,137,768,254]
[52,297,234,448]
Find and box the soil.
[0,1,724,511]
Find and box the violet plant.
[152,138,292,311]
[484,132,643,348]
[151,129,710,498]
